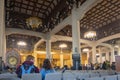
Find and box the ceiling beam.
[5,28,46,39]
[34,39,44,51]
[50,15,72,35]
[97,43,112,49]
[51,35,95,47]
[97,33,120,44]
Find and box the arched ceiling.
[5,0,120,52]
[56,0,120,41]
[5,0,86,33]
[5,0,87,52]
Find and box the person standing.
[40,59,55,80]
[16,55,39,78]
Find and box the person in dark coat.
[16,55,39,78]
[102,61,107,70]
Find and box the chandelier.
[84,30,96,38]
[26,17,42,29]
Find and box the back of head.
[26,55,34,61]
[42,59,52,70]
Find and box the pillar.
[33,45,37,66]
[118,46,120,56]
[71,8,81,70]
[106,51,109,61]
[0,0,6,61]
[60,54,64,68]
[33,51,37,66]
[87,52,90,64]
[99,48,102,63]
[46,33,52,61]
[111,47,115,63]
[92,46,96,64]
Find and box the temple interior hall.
[0,0,120,79]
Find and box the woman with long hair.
[40,59,55,80]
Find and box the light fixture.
[59,43,67,53]
[96,53,100,56]
[59,43,67,48]
[84,30,96,38]
[26,17,42,29]
[17,41,27,46]
[114,45,119,48]
[82,48,89,52]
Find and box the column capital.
[111,46,115,50]
[90,41,97,47]
[45,32,51,40]
[46,38,51,60]
[92,45,97,48]
[72,7,78,12]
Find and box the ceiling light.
[96,53,100,56]
[84,30,96,38]
[26,17,42,29]
[59,43,67,53]
[59,43,67,48]
[17,41,27,46]
[96,53,100,57]
[82,48,89,52]
[12,39,15,42]
[114,45,119,48]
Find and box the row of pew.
[0,70,119,80]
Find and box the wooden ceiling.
[81,0,120,29]
[5,0,120,51]
[56,0,120,41]
[5,0,86,51]
[80,0,120,40]
[5,0,86,32]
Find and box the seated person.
[16,55,39,78]
[40,59,55,80]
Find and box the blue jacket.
[40,68,55,80]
